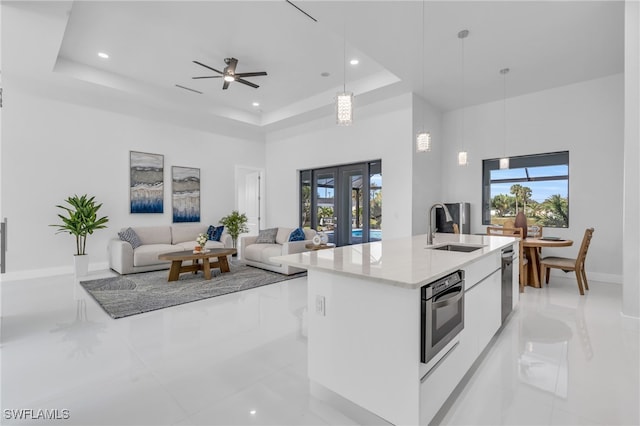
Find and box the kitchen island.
[273,233,518,425]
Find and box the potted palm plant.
[51,194,109,276]
[219,210,249,249]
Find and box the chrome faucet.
[428,203,453,245]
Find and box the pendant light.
[457,29,469,166]
[416,0,431,152]
[499,67,510,169]
[336,23,353,126]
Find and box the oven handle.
[431,287,463,309]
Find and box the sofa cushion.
[174,240,225,251]
[255,228,278,244]
[212,226,224,241]
[288,227,306,242]
[303,229,316,240]
[133,244,176,267]
[118,227,142,249]
[172,224,207,244]
[207,225,224,241]
[132,226,172,245]
[276,227,293,244]
[244,243,282,266]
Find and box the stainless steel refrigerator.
[435,202,471,234]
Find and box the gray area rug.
[80,264,305,319]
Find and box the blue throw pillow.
[207,225,216,240]
[288,227,306,242]
[212,225,224,242]
[118,227,142,249]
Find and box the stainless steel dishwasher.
[501,246,514,323]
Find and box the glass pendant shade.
[336,92,353,126]
[458,151,468,166]
[499,157,510,169]
[416,132,431,152]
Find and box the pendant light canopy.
[457,29,469,166]
[499,67,510,169]
[416,0,431,152]
[336,23,353,126]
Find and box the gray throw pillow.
[118,227,142,249]
[255,228,278,244]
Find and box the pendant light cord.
[421,0,425,133]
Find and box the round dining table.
[521,237,574,288]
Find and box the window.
[482,151,569,228]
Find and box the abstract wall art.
[172,166,200,222]
[130,151,164,213]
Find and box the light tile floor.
[1,271,638,425]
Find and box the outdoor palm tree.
[541,194,569,227]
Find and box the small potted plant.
[50,194,109,276]
[219,210,249,249]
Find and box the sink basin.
[430,244,484,253]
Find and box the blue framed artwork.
[172,166,200,223]
[130,151,164,213]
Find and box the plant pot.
[74,254,89,277]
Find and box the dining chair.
[487,226,526,292]
[539,228,594,295]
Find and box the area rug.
[80,264,306,319]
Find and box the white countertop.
[273,233,516,289]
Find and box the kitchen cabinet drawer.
[464,251,500,291]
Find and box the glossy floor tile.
[1,271,638,425]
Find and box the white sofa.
[240,227,317,275]
[108,224,232,275]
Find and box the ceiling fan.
[192,57,267,90]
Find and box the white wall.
[412,94,443,235]
[1,87,264,277]
[264,94,414,240]
[441,74,624,282]
[623,0,640,318]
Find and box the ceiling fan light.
[336,92,353,126]
[499,157,510,169]
[416,132,431,152]
[223,75,235,82]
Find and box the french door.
[301,161,381,247]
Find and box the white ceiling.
[3,1,624,135]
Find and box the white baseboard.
[0,262,110,282]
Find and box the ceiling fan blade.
[222,80,231,90]
[234,71,267,78]
[235,78,259,89]
[226,58,238,75]
[193,60,223,75]
[192,76,223,79]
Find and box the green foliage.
[539,194,569,227]
[50,194,109,255]
[219,210,249,247]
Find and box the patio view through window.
[300,161,381,246]
[482,151,569,228]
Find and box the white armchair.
[240,227,316,275]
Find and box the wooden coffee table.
[158,248,237,282]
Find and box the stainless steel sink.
[429,244,484,253]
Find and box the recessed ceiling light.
[97,52,109,59]
[252,102,260,107]
[249,410,257,415]
[350,59,359,65]
[320,72,330,77]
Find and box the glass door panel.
[313,168,337,244]
[304,161,382,247]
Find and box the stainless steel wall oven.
[421,270,465,364]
